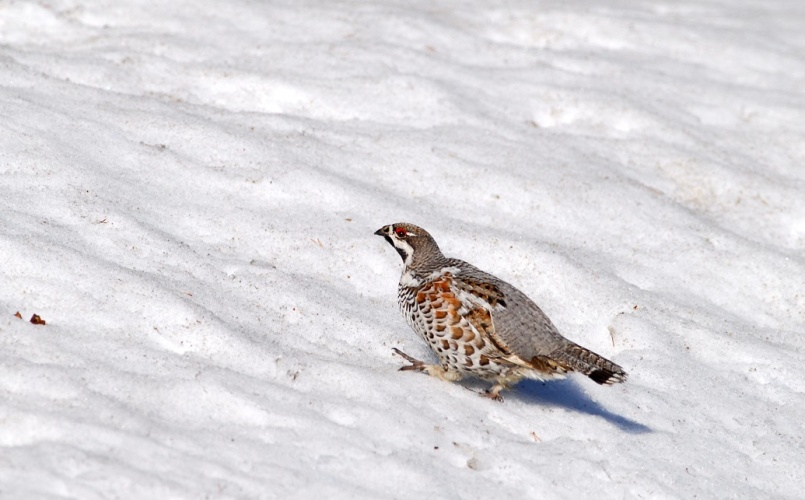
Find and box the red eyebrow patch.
[395,227,407,237]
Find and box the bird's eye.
[394,227,407,238]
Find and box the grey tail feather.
[554,344,628,385]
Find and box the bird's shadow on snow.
[513,379,652,434]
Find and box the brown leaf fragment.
[14,311,22,319]
[30,314,46,325]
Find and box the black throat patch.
[383,235,408,262]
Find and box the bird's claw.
[392,348,426,371]
[481,387,505,403]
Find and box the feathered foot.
[392,348,463,382]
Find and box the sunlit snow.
[1,1,804,498]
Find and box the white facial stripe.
[393,238,415,266]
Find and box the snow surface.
[2,0,804,498]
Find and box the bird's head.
[374,222,443,268]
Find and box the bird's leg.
[392,348,426,371]
[392,348,463,381]
[481,383,506,403]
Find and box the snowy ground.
[2,0,804,498]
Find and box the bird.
[375,222,627,401]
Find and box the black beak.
[375,226,394,248]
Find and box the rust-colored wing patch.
[466,306,511,355]
[413,272,515,363]
[438,273,512,356]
